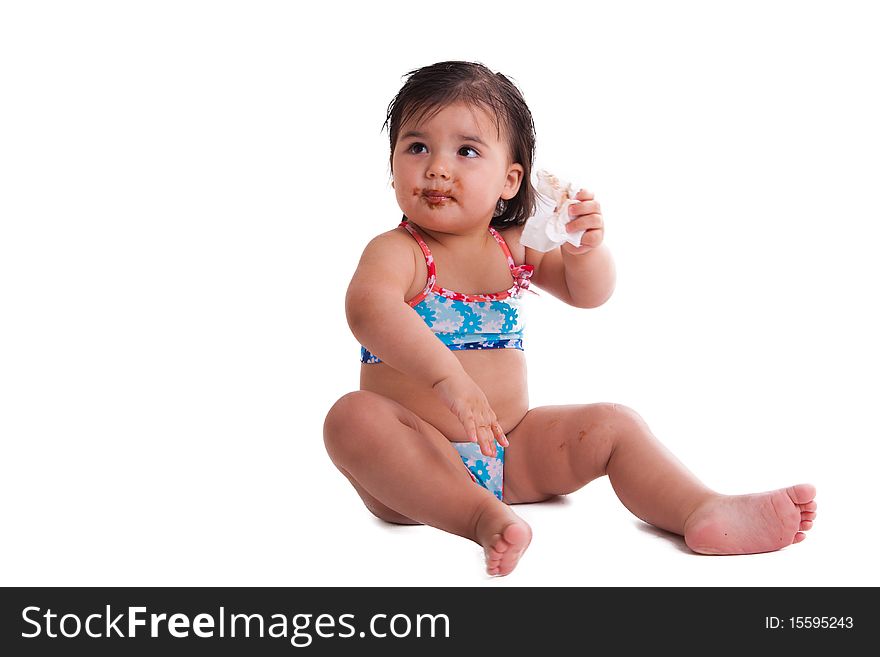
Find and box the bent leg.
[503,403,816,554]
[503,403,713,532]
[324,391,531,575]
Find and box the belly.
[360,348,529,441]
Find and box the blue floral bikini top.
[360,219,535,364]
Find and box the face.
[391,102,523,233]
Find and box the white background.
[2,1,878,587]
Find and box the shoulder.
[349,225,423,298]
[363,225,414,251]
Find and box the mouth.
[421,189,455,204]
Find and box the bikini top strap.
[488,225,519,273]
[399,219,436,306]
[399,218,534,302]
[401,218,517,268]
[490,225,536,296]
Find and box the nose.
[426,153,451,180]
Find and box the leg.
[503,403,817,554]
[323,391,531,575]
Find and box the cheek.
[392,182,416,209]
[390,169,406,195]
[393,185,408,205]
[391,157,414,185]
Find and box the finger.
[581,228,605,248]
[574,188,594,201]
[477,435,492,457]
[480,425,496,457]
[562,227,604,253]
[492,422,509,447]
[473,421,496,457]
[581,228,604,248]
[465,416,479,443]
[568,200,601,217]
[565,215,603,233]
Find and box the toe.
[502,522,532,548]
[800,520,813,531]
[801,500,817,512]
[787,484,816,505]
[801,511,816,521]
[793,531,806,544]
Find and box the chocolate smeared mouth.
[421,188,455,204]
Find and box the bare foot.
[473,501,532,576]
[684,483,817,555]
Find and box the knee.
[590,402,648,436]
[323,391,374,456]
[574,403,650,476]
[323,391,393,461]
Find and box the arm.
[346,231,507,455]
[346,231,463,387]
[527,189,616,308]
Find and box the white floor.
[292,474,861,588]
[3,449,866,588]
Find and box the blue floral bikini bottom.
[451,441,505,501]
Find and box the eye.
[458,146,479,158]
[406,142,428,154]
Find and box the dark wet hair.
[384,61,536,228]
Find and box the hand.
[432,372,509,457]
[562,188,604,255]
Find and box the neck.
[412,223,493,252]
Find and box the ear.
[500,163,524,200]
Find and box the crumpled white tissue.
[519,169,585,252]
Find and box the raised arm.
[345,231,508,455]
[527,188,616,308]
[528,243,616,308]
